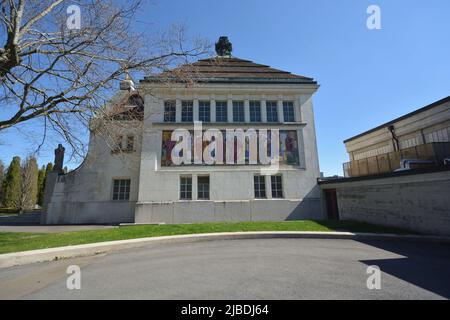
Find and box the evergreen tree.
[3,156,21,209]
[37,165,46,207]
[38,163,54,207]
[45,162,53,173]
[19,156,38,211]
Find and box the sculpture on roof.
[215,36,232,56]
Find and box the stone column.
[193,99,199,122]
[192,174,198,201]
[211,100,216,123]
[294,99,302,122]
[244,100,250,123]
[175,99,182,123]
[277,100,284,123]
[261,100,267,122]
[265,175,272,199]
[227,98,233,123]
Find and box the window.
[283,101,295,122]
[254,175,266,199]
[126,135,134,152]
[271,175,283,198]
[113,135,123,153]
[216,101,228,122]
[233,101,245,122]
[112,179,130,201]
[266,101,278,122]
[250,101,262,122]
[199,101,211,122]
[180,176,192,200]
[164,101,176,122]
[181,101,193,122]
[197,176,210,200]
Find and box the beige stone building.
[42,37,323,224]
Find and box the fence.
[343,142,450,178]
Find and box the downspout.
[388,125,400,151]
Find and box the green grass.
[0,220,412,254]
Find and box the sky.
[1,0,450,176]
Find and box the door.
[324,189,339,220]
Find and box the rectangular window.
[181,101,193,122]
[233,101,245,122]
[112,179,130,201]
[216,101,228,122]
[164,100,176,122]
[113,135,123,153]
[126,135,134,152]
[249,101,262,122]
[254,175,266,199]
[266,101,279,123]
[180,176,192,200]
[197,176,210,200]
[199,101,211,122]
[271,175,283,198]
[283,101,295,122]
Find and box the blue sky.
[1,0,450,175]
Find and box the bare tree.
[19,155,38,211]
[0,0,209,157]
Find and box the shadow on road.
[357,239,450,299]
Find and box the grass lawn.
[0,220,412,254]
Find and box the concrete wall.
[135,198,323,224]
[321,169,450,236]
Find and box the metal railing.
[343,142,450,178]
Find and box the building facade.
[343,96,450,177]
[42,38,323,225]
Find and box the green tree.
[19,156,38,211]
[38,163,54,208]
[37,165,46,207]
[45,163,53,173]
[3,156,21,209]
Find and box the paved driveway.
[0,238,449,299]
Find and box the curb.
[1,231,450,269]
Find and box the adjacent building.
[42,37,323,224]
[343,96,450,177]
[321,96,450,235]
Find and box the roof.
[344,96,450,144]
[141,57,317,85]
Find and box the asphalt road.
[1,238,449,300]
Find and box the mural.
[279,130,300,165]
[161,130,299,166]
